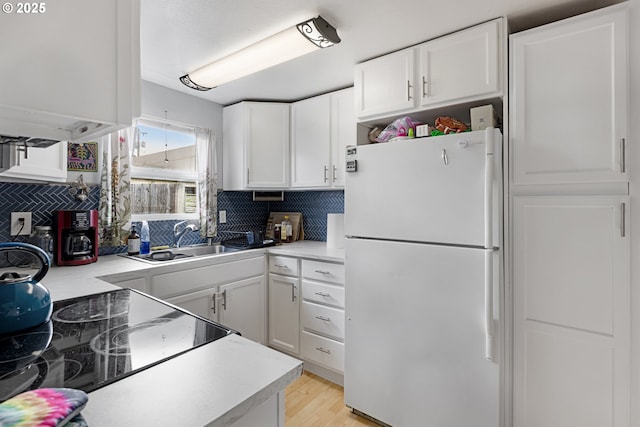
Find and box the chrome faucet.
[173,221,199,248]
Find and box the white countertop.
[267,240,345,263]
[40,242,347,427]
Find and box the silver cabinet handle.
[291,284,297,302]
[315,291,331,298]
[422,76,428,97]
[315,346,331,354]
[332,165,337,182]
[222,289,227,310]
[620,138,626,173]
[246,168,250,183]
[211,293,216,314]
[274,264,289,269]
[315,315,331,322]
[324,165,328,183]
[621,202,626,238]
[315,270,331,276]
[407,80,412,101]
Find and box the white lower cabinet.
[152,256,267,345]
[167,275,266,344]
[513,195,630,427]
[268,255,345,380]
[268,269,300,354]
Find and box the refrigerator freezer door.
[345,128,501,247]
[344,238,499,427]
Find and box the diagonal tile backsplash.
[0,183,344,253]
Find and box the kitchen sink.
[120,244,240,264]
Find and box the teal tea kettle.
[0,242,52,335]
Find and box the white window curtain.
[196,128,217,237]
[98,128,133,247]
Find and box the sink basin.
[173,244,238,257]
[121,245,239,264]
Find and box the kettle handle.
[0,242,50,282]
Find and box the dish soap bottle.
[140,221,150,255]
[281,216,293,243]
[128,224,140,256]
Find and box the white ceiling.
[140,0,619,106]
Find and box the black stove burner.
[0,289,234,401]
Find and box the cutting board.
[266,212,304,241]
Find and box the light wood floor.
[285,371,379,427]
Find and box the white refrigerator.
[344,128,502,427]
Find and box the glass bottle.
[128,224,141,256]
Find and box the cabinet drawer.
[301,260,344,284]
[269,256,299,276]
[301,301,345,341]
[302,280,345,308]
[301,331,344,373]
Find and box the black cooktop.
[0,289,234,401]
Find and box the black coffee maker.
[54,210,99,266]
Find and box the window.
[131,119,199,221]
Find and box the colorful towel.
[0,388,88,427]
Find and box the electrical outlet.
[219,210,227,224]
[10,212,32,236]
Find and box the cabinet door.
[246,103,290,188]
[354,47,415,119]
[166,288,215,321]
[268,274,299,354]
[331,88,355,188]
[218,276,266,344]
[0,0,139,137]
[513,195,629,427]
[510,7,627,184]
[290,94,331,188]
[419,19,500,107]
[0,143,67,182]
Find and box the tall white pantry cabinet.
[509,5,630,427]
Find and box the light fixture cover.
[180,16,340,91]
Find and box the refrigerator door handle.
[484,249,494,361]
[484,128,494,249]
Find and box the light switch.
[219,210,227,224]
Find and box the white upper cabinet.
[291,94,332,188]
[331,88,356,187]
[0,0,141,142]
[354,19,503,122]
[290,88,355,189]
[354,48,416,120]
[510,6,628,185]
[0,142,68,182]
[223,102,290,190]
[419,20,500,107]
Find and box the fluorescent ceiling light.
[180,16,340,91]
